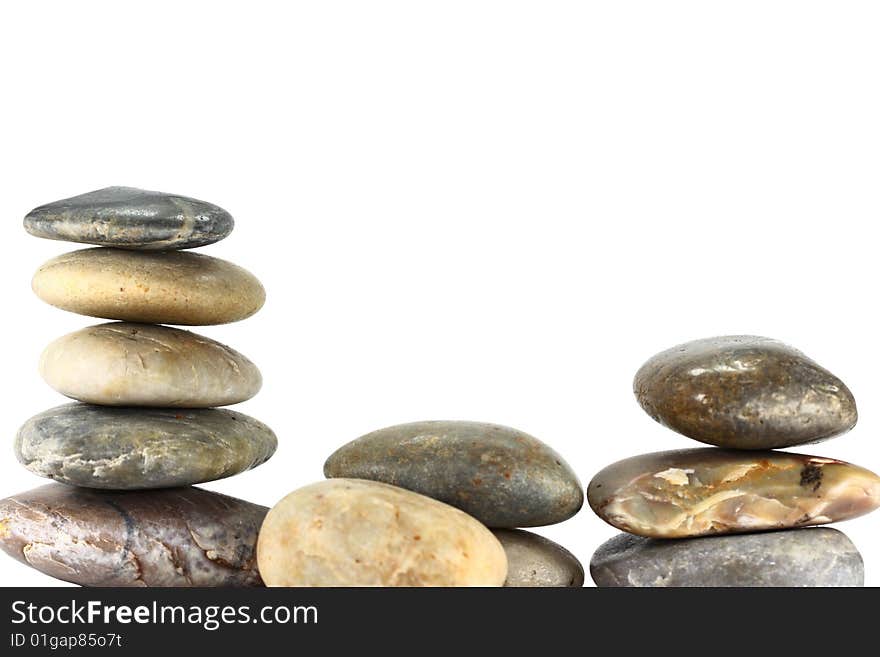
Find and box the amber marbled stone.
[634,336,858,449]
[587,449,880,538]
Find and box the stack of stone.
[257,421,585,586]
[588,336,880,587]
[0,187,276,586]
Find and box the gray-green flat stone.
[0,484,266,586]
[324,421,583,528]
[16,404,277,489]
[590,528,864,587]
[493,529,584,587]
[23,186,233,250]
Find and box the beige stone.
[32,248,265,325]
[39,322,261,407]
[256,479,508,587]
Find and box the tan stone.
[256,479,508,587]
[32,248,265,325]
[39,322,261,407]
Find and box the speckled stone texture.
[587,448,880,538]
[16,404,277,489]
[257,479,508,587]
[493,529,584,587]
[634,336,858,449]
[23,187,233,250]
[40,322,262,407]
[324,421,582,528]
[0,484,266,586]
[32,248,265,325]
[590,528,864,587]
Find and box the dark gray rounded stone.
[23,186,233,250]
[0,484,267,587]
[16,403,277,489]
[493,529,584,587]
[324,420,583,528]
[590,528,864,587]
[634,336,858,449]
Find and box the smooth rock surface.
[324,421,582,528]
[40,322,262,407]
[588,448,880,538]
[257,479,507,587]
[32,248,265,325]
[634,336,858,449]
[493,529,584,587]
[590,528,864,587]
[24,186,233,250]
[16,404,277,489]
[0,484,266,586]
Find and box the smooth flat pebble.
[324,421,583,528]
[23,186,233,250]
[590,528,864,587]
[493,529,584,587]
[32,248,265,325]
[587,448,880,538]
[40,322,261,407]
[0,484,266,586]
[634,336,858,449]
[16,404,277,489]
[256,479,508,587]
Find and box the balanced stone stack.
[588,336,880,587]
[0,187,276,586]
[256,421,585,586]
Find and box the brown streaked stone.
[0,484,266,586]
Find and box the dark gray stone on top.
[24,186,233,250]
[0,484,266,587]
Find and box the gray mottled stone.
[590,528,864,587]
[634,336,858,449]
[493,529,584,587]
[24,186,233,250]
[16,403,277,489]
[0,484,266,586]
[324,421,583,528]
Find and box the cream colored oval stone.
[32,248,265,325]
[257,479,508,587]
[39,323,261,407]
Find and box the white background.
[1,1,878,586]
